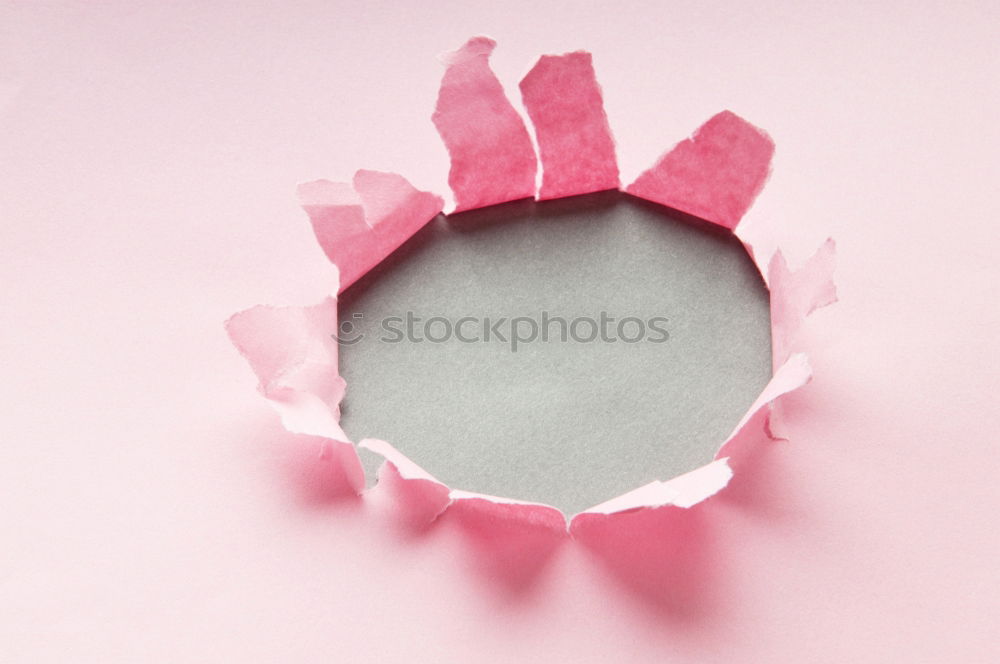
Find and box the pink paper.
[360,438,453,528]
[519,51,619,199]
[568,352,813,537]
[227,37,837,539]
[768,239,838,369]
[225,297,346,440]
[714,352,813,459]
[362,438,568,530]
[444,494,568,592]
[9,9,989,659]
[298,170,443,293]
[571,459,734,523]
[281,432,367,499]
[432,37,538,212]
[627,110,775,230]
[224,297,364,493]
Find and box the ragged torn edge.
[225,36,838,537]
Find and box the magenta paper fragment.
[768,239,838,370]
[432,37,538,212]
[298,170,443,293]
[627,110,774,230]
[519,51,619,199]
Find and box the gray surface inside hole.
[337,191,772,515]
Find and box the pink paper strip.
[432,37,538,212]
[519,51,619,199]
[627,110,774,230]
[298,170,443,293]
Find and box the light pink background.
[1,2,997,661]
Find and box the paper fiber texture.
[432,37,537,213]
[519,51,619,199]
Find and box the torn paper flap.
[715,352,813,460]
[575,458,734,517]
[225,296,347,441]
[362,438,567,529]
[627,110,774,230]
[519,50,619,200]
[299,170,443,292]
[359,438,452,525]
[432,36,538,212]
[768,239,838,369]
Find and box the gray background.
[337,192,771,515]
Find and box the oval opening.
[337,191,771,515]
